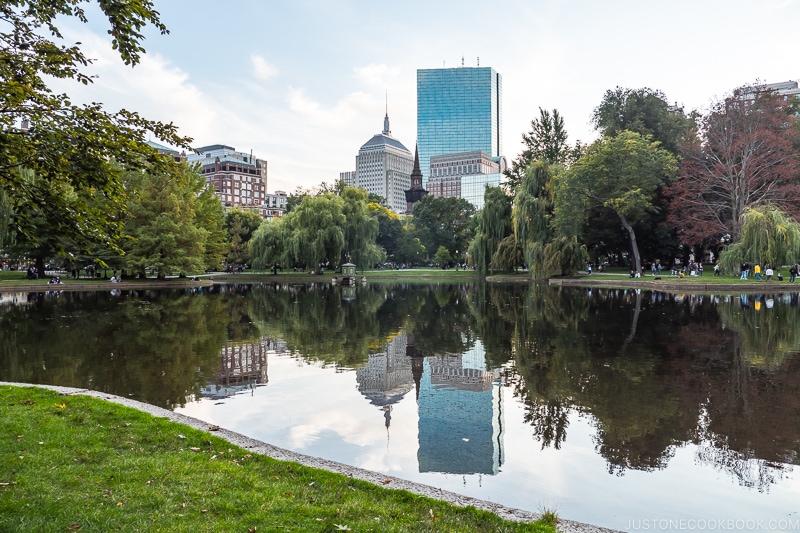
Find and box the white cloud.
[51,27,220,147]
[288,410,387,450]
[354,63,402,88]
[251,55,279,82]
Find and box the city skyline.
[47,0,800,193]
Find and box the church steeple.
[410,144,422,188]
[404,143,428,214]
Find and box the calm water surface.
[1,282,799,532]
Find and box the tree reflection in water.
[485,286,800,489]
[1,282,799,491]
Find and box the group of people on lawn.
[737,262,800,282]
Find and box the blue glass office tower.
[417,67,502,187]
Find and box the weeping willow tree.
[249,218,289,271]
[719,205,800,274]
[513,161,554,279]
[543,235,589,277]
[468,186,514,274]
[340,187,380,271]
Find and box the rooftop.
[360,133,411,153]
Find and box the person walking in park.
[754,263,762,281]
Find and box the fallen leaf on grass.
[334,525,352,531]
[67,524,81,531]
[189,447,201,452]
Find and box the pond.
[1,282,799,532]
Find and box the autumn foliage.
[666,87,800,247]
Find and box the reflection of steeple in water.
[405,334,425,400]
[355,333,415,407]
[356,333,416,452]
[415,341,504,475]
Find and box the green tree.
[468,186,514,275]
[122,165,206,278]
[368,201,403,260]
[433,245,453,267]
[227,213,248,267]
[194,188,227,271]
[592,87,695,154]
[411,195,475,260]
[542,235,588,277]
[557,131,677,275]
[249,219,288,272]
[394,229,426,266]
[285,194,345,273]
[224,209,261,267]
[592,87,695,264]
[1,169,79,276]
[513,161,555,279]
[504,108,580,192]
[719,205,800,274]
[340,187,380,270]
[0,0,192,252]
[284,186,311,214]
[224,209,262,244]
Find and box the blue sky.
[55,0,799,193]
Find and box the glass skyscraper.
[417,66,503,188]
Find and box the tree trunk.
[619,214,642,275]
[35,256,46,279]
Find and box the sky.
[53,0,800,194]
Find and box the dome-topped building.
[342,112,413,214]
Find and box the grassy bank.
[0,386,556,533]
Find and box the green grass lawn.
[582,266,790,285]
[0,386,556,533]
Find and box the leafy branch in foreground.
[0,1,192,252]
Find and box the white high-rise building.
[343,114,413,214]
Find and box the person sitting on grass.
[765,266,774,281]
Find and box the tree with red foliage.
[666,86,800,247]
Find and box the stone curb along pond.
[2,382,622,533]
